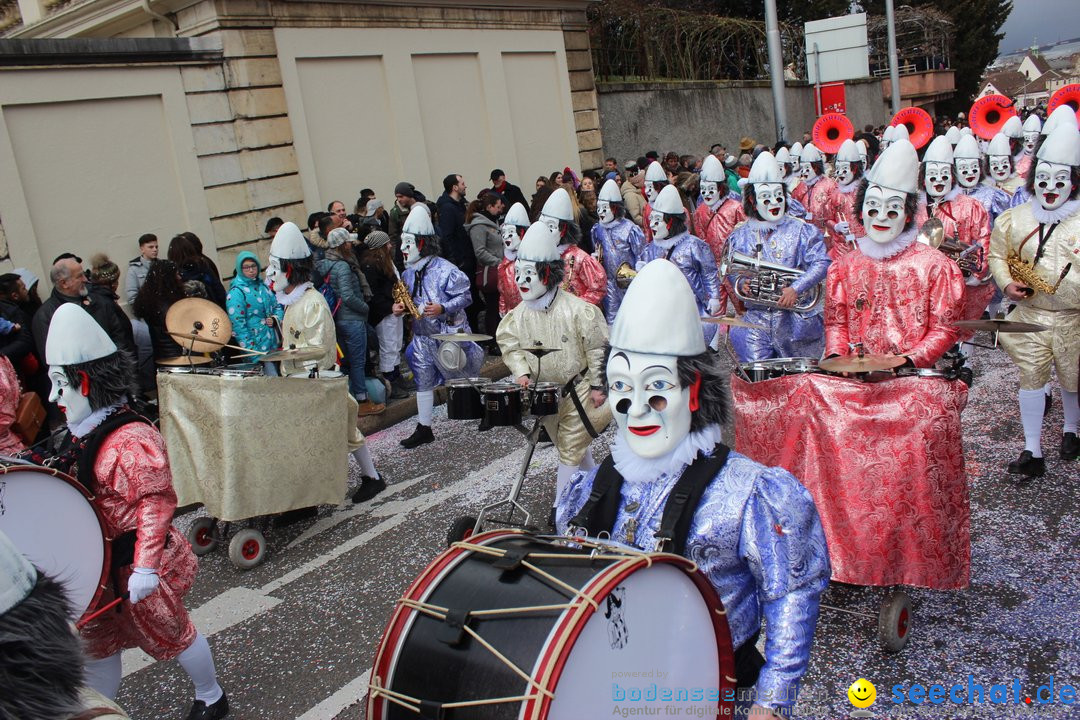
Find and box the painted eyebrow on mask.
[611,351,630,369]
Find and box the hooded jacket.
[620,175,646,227]
[315,247,370,324]
[226,251,283,352]
[465,211,504,269]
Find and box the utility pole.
[764,0,789,142]
[885,0,901,115]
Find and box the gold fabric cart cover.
[158,372,352,521]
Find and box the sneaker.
[357,399,386,416]
[1006,450,1045,478]
[1061,432,1080,461]
[351,474,387,503]
[187,693,229,720]
[401,423,434,449]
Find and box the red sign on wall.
[817,81,847,115]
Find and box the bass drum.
[0,465,110,622]
[368,530,736,719]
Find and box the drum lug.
[492,548,528,572]
[436,608,470,646]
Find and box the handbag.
[12,391,45,445]
[474,264,499,293]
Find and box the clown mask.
[700,181,721,209]
[800,161,816,180]
[401,233,422,266]
[502,224,524,254]
[834,162,855,186]
[648,211,673,240]
[644,182,659,204]
[861,184,907,244]
[955,159,981,188]
[754,183,786,222]
[266,256,284,292]
[515,259,549,301]
[597,200,616,224]
[1024,131,1039,155]
[1034,161,1073,211]
[539,214,561,236]
[924,162,952,198]
[606,350,693,459]
[988,155,1012,182]
[48,366,93,428]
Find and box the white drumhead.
[0,470,106,619]
[542,563,720,718]
[287,370,344,379]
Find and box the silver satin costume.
[591,218,646,323]
[639,231,722,345]
[554,438,829,714]
[402,255,483,391]
[496,288,612,465]
[726,216,831,361]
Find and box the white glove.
[128,568,160,604]
[845,233,856,245]
[634,260,647,271]
[833,220,850,235]
[707,297,722,315]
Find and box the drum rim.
[366,529,737,719]
[0,465,112,623]
[482,382,523,394]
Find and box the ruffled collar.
[611,424,725,484]
[924,185,961,204]
[804,173,822,188]
[522,286,558,312]
[651,232,688,251]
[838,178,861,194]
[504,248,518,261]
[746,216,786,232]
[69,401,125,438]
[1030,197,1080,225]
[601,217,620,229]
[856,226,918,260]
[276,282,314,307]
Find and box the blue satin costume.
[726,216,831,361]
[555,439,830,714]
[963,183,1011,225]
[402,255,483,391]
[591,218,646,323]
[639,232,722,346]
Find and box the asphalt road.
[116,339,1079,719]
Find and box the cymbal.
[432,332,493,343]
[819,354,907,373]
[165,298,232,353]
[700,315,766,330]
[260,347,326,363]
[520,346,563,357]
[168,330,226,346]
[157,355,212,366]
[953,319,1049,334]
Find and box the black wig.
[280,257,314,287]
[61,351,137,412]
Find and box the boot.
[1006,450,1045,478]
[186,693,229,720]
[1062,432,1080,461]
[388,376,409,400]
[400,423,434,449]
[357,399,386,416]
[351,474,387,503]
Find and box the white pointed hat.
[598,179,623,203]
[402,203,435,236]
[1023,114,1042,133]
[516,221,562,263]
[923,136,954,164]
[743,151,784,187]
[865,138,920,195]
[1036,124,1080,167]
[961,126,973,136]
[652,184,684,215]
[0,529,35,616]
[836,138,862,163]
[269,221,310,260]
[856,138,870,163]
[892,124,910,143]
[790,141,803,159]
[46,303,118,366]
[945,126,961,145]
[541,188,574,222]
[954,134,982,160]
[987,132,1012,158]
[882,126,896,143]
[1002,115,1023,139]
[774,146,792,165]
[801,143,823,163]
[610,259,706,356]
[699,154,725,183]
[644,161,667,183]
[504,202,531,228]
[1041,105,1078,136]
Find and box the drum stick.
[77,595,126,628]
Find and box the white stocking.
[1061,389,1079,434]
[416,390,434,426]
[177,632,224,704]
[579,447,597,470]
[351,444,378,478]
[556,463,579,502]
[84,653,122,699]
[1019,388,1045,457]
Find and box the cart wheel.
[186,517,218,556]
[878,590,913,653]
[228,528,266,569]
[447,516,478,547]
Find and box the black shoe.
[187,693,229,720]
[538,426,553,445]
[1006,451,1046,478]
[1045,392,1052,416]
[1061,432,1080,461]
[400,423,434,449]
[351,474,387,503]
[389,383,409,400]
[277,506,318,526]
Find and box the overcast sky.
[998,0,1080,55]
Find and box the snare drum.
[286,369,344,379]
[482,382,523,427]
[368,530,736,719]
[213,364,264,378]
[896,367,948,378]
[528,382,562,416]
[446,378,485,420]
[740,357,819,381]
[740,361,786,382]
[0,466,109,622]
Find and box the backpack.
[318,268,341,317]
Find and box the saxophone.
[392,280,422,318]
[1004,224,1073,296]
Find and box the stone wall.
[596,78,887,163]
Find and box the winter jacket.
[620,178,646,227]
[226,251,283,352]
[315,249,370,324]
[493,181,529,210]
[33,288,136,364]
[466,211,504,269]
[125,256,151,305]
[0,299,33,364]
[361,263,397,327]
[436,192,474,273]
[179,261,227,308]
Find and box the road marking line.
[295,667,373,720]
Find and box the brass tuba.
[392,279,422,319]
[615,262,637,289]
[725,247,821,313]
[917,218,984,278]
